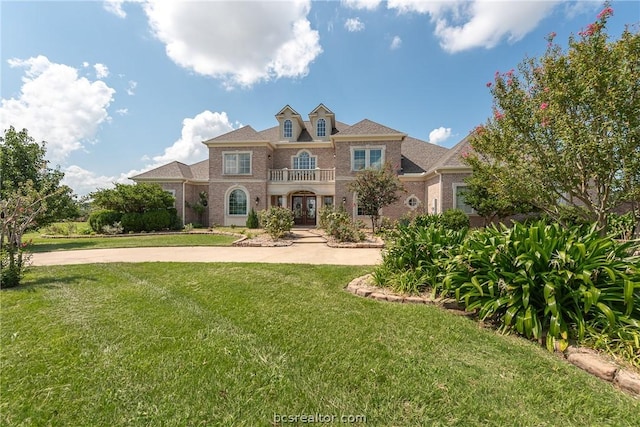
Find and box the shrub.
[43,222,77,236]
[121,212,145,233]
[411,209,469,231]
[258,207,294,239]
[142,209,171,232]
[88,210,122,233]
[102,221,124,235]
[1,247,32,289]
[442,209,470,230]
[607,212,636,240]
[319,206,364,242]
[246,208,259,229]
[443,220,640,352]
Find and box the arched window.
[228,188,247,215]
[317,118,326,137]
[293,150,316,169]
[283,119,292,138]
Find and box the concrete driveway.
[31,245,383,266]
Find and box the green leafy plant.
[444,220,640,352]
[88,210,122,233]
[318,205,363,242]
[101,221,124,235]
[246,208,259,229]
[374,224,467,295]
[258,207,294,239]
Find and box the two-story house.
[132,104,479,227]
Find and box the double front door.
[292,194,316,226]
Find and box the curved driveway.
[31,245,383,266]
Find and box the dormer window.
[317,118,326,137]
[284,119,293,138]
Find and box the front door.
[292,194,316,226]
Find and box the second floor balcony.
[269,168,335,183]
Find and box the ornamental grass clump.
[443,220,640,354]
[373,224,467,295]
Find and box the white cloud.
[0,55,115,163]
[126,80,137,96]
[115,108,128,115]
[63,110,240,195]
[342,0,382,10]
[150,110,238,166]
[62,165,117,195]
[428,127,452,145]
[345,17,365,32]
[388,0,560,53]
[82,61,89,68]
[142,1,322,88]
[390,35,402,50]
[103,0,127,18]
[94,63,110,79]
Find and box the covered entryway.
[291,192,316,226]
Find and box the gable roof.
[203,125,268,144]
[131,159,209,182]
[401,137,450,174]
[131,161,193,180]
[428,134,474,171]
[336,119,405,137]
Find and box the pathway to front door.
[292,194,316,226]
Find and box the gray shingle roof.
[337,119,404,136]
[401,137,450,174]
[204,125,267,144]
[428,134,474,171]
[131,159,209,181]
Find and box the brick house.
[132,104,480,227]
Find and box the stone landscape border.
[345,274,640,398]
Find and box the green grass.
[24,233,238,253]
[2,264,639,426]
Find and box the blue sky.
[1,0,638,195]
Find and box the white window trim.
[222,151,252,175]
[404,194,421,210]
[452,183,475,214]
[350,146,386,172]
[290,149,318,169]
[226,186,249,216]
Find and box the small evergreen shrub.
[246,208,259,229]
[607,212,636,240]
[88,210,122,233]
[121,212,145,233]
[258,207,294,239]
[442,208,470,230]
[142,209,171,232]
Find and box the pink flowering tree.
[465,3,639,234]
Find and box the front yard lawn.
[2,263,639,426]
[24,233,238,253]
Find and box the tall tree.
[90,183,175,213]
[465,4,639,233]
[0,127,78,226]
[348,162,405,233]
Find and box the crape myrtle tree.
[1,127,78,287]
[1,127,79,226]
[348,162,405,233]
[464,3,639,234]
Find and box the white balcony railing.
[269,168,335,182]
